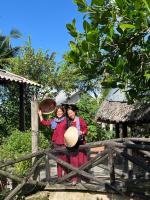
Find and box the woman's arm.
[38,110,52,126]
[38,110,43,121]
[80,118,88,135]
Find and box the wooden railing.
[0,137,150,200]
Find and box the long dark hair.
[66,104,78,112]
[65,104,78,128]
[54,105,66,117]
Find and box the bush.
[0,188,11,200]
[0,129,49,176]
[86,125,115,142]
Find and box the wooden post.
[115,123,119,138]
[119,123,123,138]
[110,124,114,131]
[31,97,39,158]
[126,149,133,179]
[108,147,115,185]
[19,83,25,131]
[122,122,127,137]
[101,122,106,129]
[45,154,50,182]
[122,147,128,176]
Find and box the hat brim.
[39,99,56,114]
[64,127,79,148]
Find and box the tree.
[0,29,21,69]
[7,38,56,91]
[64,0,150,102]
[0,38,58,138]
[0,29,22,141]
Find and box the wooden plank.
[45,183,106,192]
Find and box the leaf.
[119,23,136,31]
[66,21,78,38]
[74,0,88,12]
[74,0,86,6]
[72,18,76,26]
[91,0,104,6]
[10,29,22,39]
[66,23,74,32]
[69,41,78,52]
[83,20,91,33]
[144,70,150,79]
[142,0,150,13]
[68,50,79,63]
[87,30,99,43]
[81,40,88,52]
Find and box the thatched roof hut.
[95,89,150,137]
[95,101,150,124]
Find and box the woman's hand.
[38,110,43,120]
[79,131,83,135]
[38,109,42,116]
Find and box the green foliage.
[0,82,37,140]
[0,129,49,176]
[0,29,21,68]
[64,0,150,102]
[8,38,57,91]
[77,93,115,142]
[86,124,115,142]
[0,84,21,142]
[0,188,11,200]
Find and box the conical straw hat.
[64,127,79,148]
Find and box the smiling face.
[67,109,76,120]
[56,108,64,118]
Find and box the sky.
[0,0,84,62]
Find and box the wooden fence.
[0,137,150,200]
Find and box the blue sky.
[0,0,84,61]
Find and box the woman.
[66,105,88,185]
[38,105,68,178]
